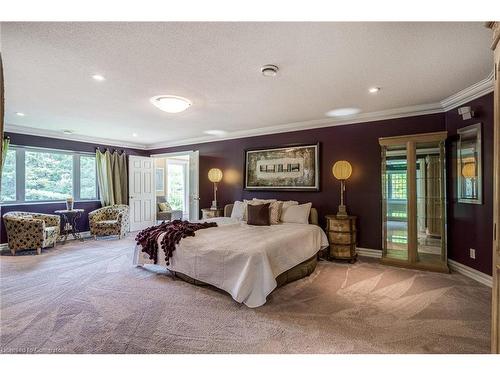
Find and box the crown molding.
[5,73,494,151]
[147,102,444,149]
[4,124,148,150]
[440,71,494,112]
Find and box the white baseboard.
[448,259,493,288]
[0,231,92,254]
[357,247,383,258]
[356,247,492,288]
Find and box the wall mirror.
[457,123,482,204]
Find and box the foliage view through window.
[25,151,73,201]
[167,162,186,212]
[0,146,98,203]
[1,149,16,201]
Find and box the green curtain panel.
[0,137,10,186]
[96,149,128,206]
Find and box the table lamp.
[332,160,352,218]
[208,168,223,209]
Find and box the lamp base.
[336,204,348,218]
[211,200,218,210]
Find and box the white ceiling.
[1,22,493,149]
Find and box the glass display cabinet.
[379,131,448,273]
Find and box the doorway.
[151,151,199,221]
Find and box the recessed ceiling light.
[132,133,138,137]
[368,87,381,93]
[15,112,25,116]
[204,130,227,136]
[261,64,279,77]
[150,95,192,113]
[326,108,361,117]
[62,129,73,135]
[92,74,105,81]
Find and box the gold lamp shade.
[332,160,352,180]
[208,168,223,183]
[462,162,476,179]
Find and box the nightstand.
[325,215,357,263]
[201,208,224,219]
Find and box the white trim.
[440,71,495,112]
[4,73,495,150]
[355,247,493,288]
[356,247,383,258]
[4,124,147,150]
[448,259,493,288]
[146,103,444,149]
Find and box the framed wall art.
[244,143,320,191]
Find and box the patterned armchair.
[3,212,60,255]
[89,205,129,239]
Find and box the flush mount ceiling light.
[368,87,381,93]
[62,129,73,135]
[204,129,227,136]
[326,108,361,117]
[261,64,279,77]
[150,95,192,113]
[132,133,138,137]
[15,112,25,116]
[92,74,105,81]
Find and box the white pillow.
[280,202,312,224]
[230,201,246,220]
[280,200,299,220]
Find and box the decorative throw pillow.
[158,202,172,212]
[248,199,282,224]
[230,200,246,220]
[247,203,271,226]
[280,202,312,224]
[280,200,299,221]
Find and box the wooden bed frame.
[172,204,320,290]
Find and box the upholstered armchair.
[3,212,60,255]
[89,204,129,239]
[156,196,183,222]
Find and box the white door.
[129,156,155,231]
[188,150,200,220]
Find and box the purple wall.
[0,132,148,243]
[151,113,446,252]
[2,93,493,276]
[445,93,494,275]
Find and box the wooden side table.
[325,215,357,263]
[54,209,85,244]
[201,208,224,219]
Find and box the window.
[0,149,16,201]
[167,162,186,211]
[0,146,98,203]
[80,155,97,200]
[25,150,73,201]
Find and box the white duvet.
[133,218,328,307]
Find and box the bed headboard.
[224,203,319,226]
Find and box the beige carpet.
[0,235,491,354]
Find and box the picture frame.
[155,167,165,193]
[244,143,320,191]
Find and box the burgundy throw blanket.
[135,220,218,265]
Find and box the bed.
[134,204,329,307]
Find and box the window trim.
[0,145,99,204]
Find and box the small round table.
[54,209,85,244]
